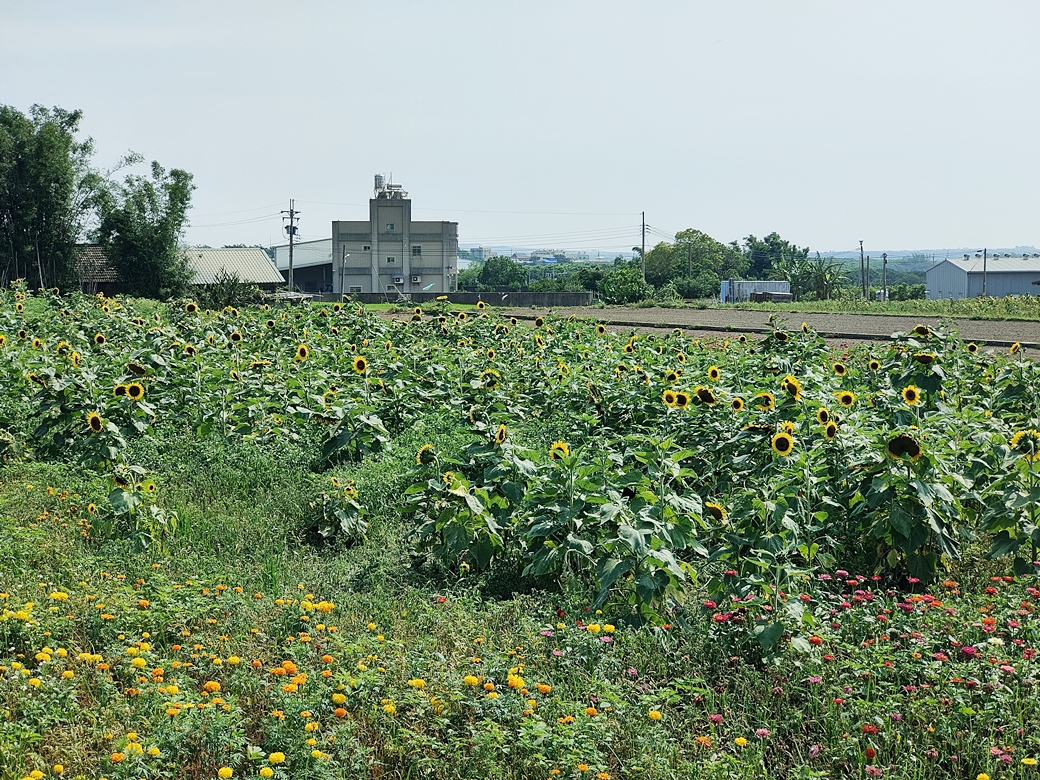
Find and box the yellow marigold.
[268,752,285,764]
[648,709,663,721]
[218,768,233,779]
[464,675,480,687]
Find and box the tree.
[0,104,98,290]
[97,162,195,299]
[642,229,748,298]
[601,263,653,304]
[477,256,526,291]
[742,232,810,279]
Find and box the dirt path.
[498,306,1040,348]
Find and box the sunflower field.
[2,280,1040,779]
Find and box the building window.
[386,256,396,265]
[348,286,362,294]
[412,245,422,256]
[385,223,395,231]
[386,285,397,292]
[363,245,370,251]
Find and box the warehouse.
[925,255,1040,299]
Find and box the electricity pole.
[859,240,866,298]
[282,199,300,293]
[881,252,888,302]
[636,212,644,282]
[982,247,988,297]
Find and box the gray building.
[331,176,459,296]
[926,255,1040,299]
[271,238,333,292]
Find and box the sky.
[2,1,1039,256]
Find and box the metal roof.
[938,256,1040,274]
[75,244,120,283]
[184,248,285,285]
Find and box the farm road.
[500,306,1040,348]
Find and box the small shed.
[926,256,1040,299]
[75,244,120,295]
[185,248,285,290]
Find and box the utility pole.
[281,199,300,293]
[687,242,692,277]
[636,212,644,282]
[982,247,988,297]
[881,252,888,302]
[859,240,866,298]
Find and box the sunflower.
[773,330,789,343]
[510,317,518,326]
[695,386,717,405]
[468,405,478,424]
[125,383,145,401]
[477,300,486,310]
[662,370,678,384]
[487,348,496,360]
[206,334,215,346]
[17,329,26,340]
[535,317,545,327]
[113,384,128,397]
[94,333,106,345]
[230,369,241,381]
[868,359,881,371]
[731,397,745,412]
[332,302,343,312]
[31,337,43,350]
[755,392,775,410]
[70,351,80,367]
[230,331,243,343]
[495,424,507,445]
[296,344,310,361]
[832,362,847,376]
[887,433,922,462]
[127,362,147,375]
[480,369,500,388]
[549,441,570,460]
[0,335,5,348]
[15,302,24,313]
[780,420,796,433]
[250,359,271,370]
[534,334,544,348]
[677,352,686,364]
[416,444,436,465]
[1010,342,1021,355]
[266,319,275,328]
[824,421,838,439]
[663,390,678,407]
[738,335,747,344]
[835,390,855,407]
[771,431,794,456]
[912,324,930,337]
[708,365,721,382]
[185,302,199,313]
[913,352,935,365]
[816,407,830,424]
[457,311,468,321]
[704,501,727,522]
[1010,429,1040,462]
[596,324,606,335]
[801,322,810,333]
[352,356,368,374]
[184,344,197,357]
[87,411,103,433]
[901,385,921,406]
[781,375,802,400]
[623,343,635,354]
[966,342,979,354]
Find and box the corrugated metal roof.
[941,256,1040,274]
[184,248,285,285]
[75,244,120,283]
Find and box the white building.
[926,255,1040,299]
[331,176,459,296]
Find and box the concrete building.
[270,238,333,292]
[926,254,1040,299]
[331,176,459,296]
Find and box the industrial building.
[270,238,333,292]
[330,176,459,296]
[925,254,1040,299]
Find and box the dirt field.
[499,306,1040,349]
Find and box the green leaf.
[755,621,785,652]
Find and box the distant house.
[75,244,120,294]
[925,255,1040,299]
[184,247,285,290]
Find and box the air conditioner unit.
[411,276,421,283]
[392,276,404,284]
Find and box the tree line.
[0,104,195,298]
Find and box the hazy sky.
[3,1,1038,255]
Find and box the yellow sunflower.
[663,390,678,407]
[495,424,507,445]
[731,397,745,412]
[773,331,789,343]
[817,408,830,424]
[1010,342,1021,355]
[93,333,106,345]
[535,317,545,327]
[1010,429,1040,462]
[113,384,128,397]
[677,352,686,364]
[480,369,500,388]
[708,365,721,382]
[87,411,103,434]
[185,302,199,313]
[835,390,855,407]
[832,362,847,376]
[966,342,979,354]
[414,306,422,316]
[596,324,606,335]
[353,356,368,374]
[126,383,145,401]
[771,432,794,456]
[887,433,922,462]
[912,324,930,337]
[549,441,570,460]
[694,386,717,405]
[755,392,775,411]
[416,444,436,465]
[781,375,802,400]
[487,348,496,360]
[901,385,921,406]
[295,344,309,361]
[868,359,881,371]
[824,421,838,440]
[477,301,485,310]
[704,501,727,522]
[674,391,691,410]
[913,352,935,365]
